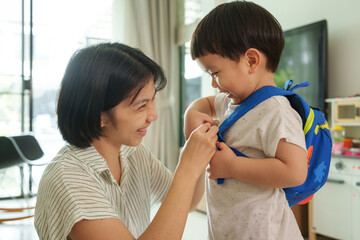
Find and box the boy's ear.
[244,48,261,73]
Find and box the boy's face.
[196,54,257,105]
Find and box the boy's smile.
[196,53,255,105]
[195,50,277,105]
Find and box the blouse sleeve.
[34,160,119,240]
[136,144,173,206]
[150,152,173,205]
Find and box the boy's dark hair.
[191,1,284,72]
[57,42,167,148]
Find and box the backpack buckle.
[283,79,310,92]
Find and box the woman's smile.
[137,127,148,137]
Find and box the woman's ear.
[100,112,109,128]
[244,48,261,73]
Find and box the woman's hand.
[178,123,218,179]
[184,108,216,140]
[183,96,216,140]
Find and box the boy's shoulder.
[214,93,297,119]
[255,95,301,121]
[215,92,291,107]
[259,95,290,107]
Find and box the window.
[0,0,113,198]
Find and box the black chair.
[0,134,48,223]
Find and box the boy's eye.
[210,71,219,77]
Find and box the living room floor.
[0,200,208,240]
[0,199,335,240]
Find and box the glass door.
[0,0,30,198]
[0,0,27,136]
[30,0,113,193]
[31,0,113,158]
[179,41,216,145]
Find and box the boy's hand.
[207,142,237,180]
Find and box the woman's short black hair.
[191,1,284,72]
[57,42,167,148]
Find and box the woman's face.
[101,78,158,147]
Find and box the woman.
[34,42,218,240]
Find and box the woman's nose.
[147,101,158,122]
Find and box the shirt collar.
[69,144,137,175]
[120,145,137,160]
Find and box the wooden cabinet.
[292,204,309,237]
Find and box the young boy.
[184,1,308,239]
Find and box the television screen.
[274,20,328,111]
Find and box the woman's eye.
[138,104,147,110]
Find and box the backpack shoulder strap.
[218,86,295,142]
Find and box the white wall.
[251,0,360,99]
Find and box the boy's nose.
[211,77,218,88]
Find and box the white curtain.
[118,0,180,172]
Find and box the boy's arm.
[207,139,307,188]
[189,171,205,212]
[184,96,217,140]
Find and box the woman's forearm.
[140,168,198,240]
[141,124,218,239]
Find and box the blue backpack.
[217,80,332,207]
